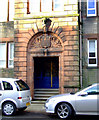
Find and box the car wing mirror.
[79,92,88,96]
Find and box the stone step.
[31,101,45,104]
[34,94,54,97]
[33,97,48,100]
[34,91,59,95]
[33,89,59,102]
[34,89,59,93]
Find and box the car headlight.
[46,98,56,103]
[46,98,50,103]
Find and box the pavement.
[26,103,46,113]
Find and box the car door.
[75,85,99,114]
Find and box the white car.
[45,83,99,119]
[0,78,31,116]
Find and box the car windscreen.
[15,80,30,91]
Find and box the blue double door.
[34,57,59,89]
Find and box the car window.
[84,85,99,95]
[0,82,2,90]
[15,80,30,91]
[3,81,13,90]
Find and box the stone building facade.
[0,22,14,78]
[0,0,80,99]
[14,0,80,98]
[81,0,99,87]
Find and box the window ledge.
[0,68,14,70]
[14,12,79,20]
[87,66,98,69]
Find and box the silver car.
[0,78,31,116]
[45,83,99,119]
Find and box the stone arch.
[27,31,64,99]
[27,31,64,51]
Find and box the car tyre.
[56,103,72,119]
[2,102,16,116]
[18,107,27,111]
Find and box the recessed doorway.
[34,57,59,89]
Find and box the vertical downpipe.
[79,0,83,88]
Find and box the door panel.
[75,95,97,112]
[75,85,99,113]
[34,57,59,89]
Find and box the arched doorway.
[27,31,64,98]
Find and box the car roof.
[92,83,99,85]
[0,78,19,82]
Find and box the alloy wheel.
[57,103,71,119]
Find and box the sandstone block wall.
[14,0,80,94]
